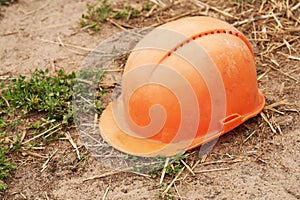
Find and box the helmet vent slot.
[163,29,252,60]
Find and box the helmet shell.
[99,16,265,157]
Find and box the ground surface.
[0,0,299,199]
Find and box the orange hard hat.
[99,16,265,157]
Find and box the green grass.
[80,0,151,31]
[0,147,16,192]
[1,69,75,121]
[80,0,112,30]
[0,0,14,12]
[0,68,105,192]
[0,0,10,6]
[113,6,140,20]
[149,154,186,179]
[74,67,106,114]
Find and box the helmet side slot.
[222,113,243,133]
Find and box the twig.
[267,108,285,115]
[25,1,50,15]
[79,129,105,146]
[242,130,257,144]
[225,153,233,159]
[199,159,243,166]
[260,112,277,133]
[57,36,65,47]
[268,65,298,82]
[102,186,110,200]
[264,99,288,110]
[259,0,267,13]
[150,0,166,7]
[65,132,81,160]
[22,123,62,144]
[291,2,300,11]
[75,78,94,85]
[270,36,300,52]
[0,92,10,108]
[150,8,201,27]
[271,12,283,28]
[284,108,299,113]
[38,38,108,54]
[288,55,300,61]
[0,31,19,37]
[23,150,48,159]
[20,193,27,199]
[274,122,283,135]
[20,130,26,143]
[31,147,46,150]
[182,157,201,180]
[103,69,124,72]
[161,167,185,198]
[77,96,93,106]
[44,192,50,200]
[56,36,87,55]
[160,158,169,185]
[255,153,269,164]
[194,167,230,173]
[129,171,151,179]
[200,154,208,163]
[147,1,180,17]
[83,168,132,182]
[194,1,237,19]
[174,183,183,200]
[92,112,96,132]
[107,19,143,37]
[44,127,62,139]
[0,73,10,80]
[257,157,269,164]
[41,150,58,172]
[180,160,195,176]
[283,39,292,55]
[282,28,300,33]
[33,22,76,32]
[232,13,281,27]
[107,19,127,31]
[191,160,201,169]
[257,68,270,81]
[145,4,158,17]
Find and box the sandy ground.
[0,0,119,76]
[0,0,299,199]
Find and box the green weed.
[0,147,16,192]
[148,154,186,178]
[0,0,10,5]
[2,69,75,122]
[80,0,112,30]
[73,68,105,114]
[113,6,140,20]
[80,0,151,31]
[0,0,15,12]
[0,68,105,192]
[142,2,152,11]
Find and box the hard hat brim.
[99,103,226,157]
[99,91,265,158]
[99,103,186,157]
